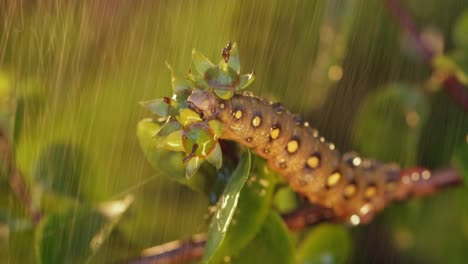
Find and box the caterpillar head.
[187,89,220,119]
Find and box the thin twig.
[0,131,41,224]
[384,0,468,111]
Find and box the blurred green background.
[1,0,468,263]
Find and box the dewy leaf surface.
[209,158,276,262]
[202,150,251,263]
[230,211,294,264]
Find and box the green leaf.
[204,66,239,90]
[353,83,429,166]
[137,119,186,183]
[36,203,130,264]
[296,224,351,264]
[230,212,294,264]
[188,73,209,90]
[228,42,241,73]
[206,143,222,170]
[34,143,89,199]
[432,54,468,85]
[453,141,468,185]
[453,10,468,49]
[213,89,234,100]
[208,120,224,139]
[448,51,468,85]
[139,98,170,118]
[186,156,204,178]
[238,73,255,90]
[192,49,215,75]
[273,186,299,214]
[210,158,276,262]
[182,125,217,157]
[202,150,252,263]
[166,62,194,94]
[162,130,184,152]
[154,119,181,138]
[177,108,203,127]
[137,118,214,193]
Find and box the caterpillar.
[147,42,443,225]
[187,89,431,224]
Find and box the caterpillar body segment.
[188,89,414,224]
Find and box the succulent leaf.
[206,143,223,169]
[139,98,170,118]
[204,66,239,90]
[162,130,184,152]
[186,156,203,178]
[192,49,215,75]
[213,89,234,100]
[238,73,256,90]
[182,125,216,157]
[177,108,203,127]
[154,119,181,138]
[188,73,209,90]
[166,62,194,94]
[208,120,224,139]
[227,42,241,73]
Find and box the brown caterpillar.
[187,89,432,224]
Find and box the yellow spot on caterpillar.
[364,185,377,199]
[220,103,225,109]
[234,110,243,119]
[328,65,343,81]
[270,127,280,139]
[343,184,357,198]
[327,171,341,187]
[306,155,320,169]
[263,147,270,154]
[252,116,261,127]
[246,137,252,142]
[286,139,299,153]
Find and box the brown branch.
[123,234,206,264]
[121,206,335,264]
[406,167,463,197]
[384,0,468,111]
[0,131,41,224]
[121,166,463,264]
[282,204,335,231]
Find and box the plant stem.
[0,131,41,224]
[384,0,468,111]
[121,166,462,264]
